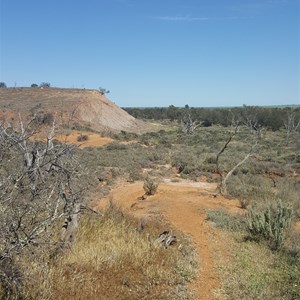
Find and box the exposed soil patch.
[95,179,242,299]
[55,131,113,148]
[294,221,300,233]
[31,130,114,148]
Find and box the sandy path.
[95,179,242,300]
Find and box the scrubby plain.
[1,100,299,299]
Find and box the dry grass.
[51,208,196,300]
[14,206,196,300]
[216,233,300,300]
[208,208,300,300]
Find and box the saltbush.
[247,201,292,250]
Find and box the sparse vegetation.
[206,209,247,232]
[32,112,54,125]
[0,96,299,299]
[217,236,300,300]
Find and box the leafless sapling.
[215,123,257,196]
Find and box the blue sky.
[0,0,299,107]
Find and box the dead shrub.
[77,134,88,142]
[239,198,251,209]
[143,176,159,195]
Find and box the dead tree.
[284,110,300,144]
[181,113,202,135]
[0,117,83,297]
[241,105,263,137]
[216,124,257,196]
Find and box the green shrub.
[128,168,143,182]
[106,142,127,150]
[247,201,292,250]
[206,209,247,232]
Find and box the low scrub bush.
[218,236,300,300]
[247,201,293,250]
[143,176,159,195]
[239,197,251,209]
[113,130,138,141]
[276,178,300,219]
[206,209,247,232]
[77,134,88,142]
[226,174,274,204]
[128,168,143,182]
[31,112,54,126]
[106,142,127,150]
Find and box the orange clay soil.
[31,130,114,148]
[295,221,300,233]
[54,131,113,148]
[94,179,243,300]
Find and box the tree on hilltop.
[39,82,51,88]
[99,87,110,95]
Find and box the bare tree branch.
[181,113,202,135]
[0,117,84,296]
[216,124,257,196]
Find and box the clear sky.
[0,0,299,107]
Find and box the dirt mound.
[0,88,148,133]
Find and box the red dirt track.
[96,180,242,299]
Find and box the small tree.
[0,82,7,88]
[39,82,51,88]
[31,83,38,88]
[99,87,110,95]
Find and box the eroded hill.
[0,88,148,132]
